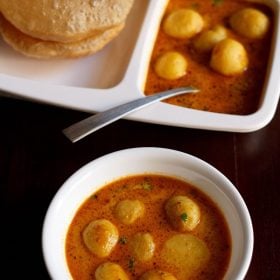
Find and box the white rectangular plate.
[1,0,280,132]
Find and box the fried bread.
[0,0,134,42]
[0,14,124,59]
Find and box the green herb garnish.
[180,212,188,222]
[128,257,135,271]
[142,182,153,191]
[212,0,224,6]
[90,194,98,200]
[119,236,128,245]
[191,3,200,9]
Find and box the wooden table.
[0,94,279,279]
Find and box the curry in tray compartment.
[65,174,231,280]
[144,0,273,115]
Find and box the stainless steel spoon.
[63,86,198,143]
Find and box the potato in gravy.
[66,174,231,280]
[144,0,273,115]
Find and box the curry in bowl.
[66,174,231,280]
[144,0,273,115]
[42,148,253,279]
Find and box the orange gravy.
[66,174,231,280]
[144,0,273,115]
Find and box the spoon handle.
[63,87,198,143]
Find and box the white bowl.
[42,147,253,280]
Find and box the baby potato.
[193,25,227,52]
[140,270,177,280]
[95,262,129,280]
[161,234,210,279]
[154,51,187,80]
[210,38,248,76]
[229,8,269,39]
[82,219,118,258]
[165,195,200,232]
[163,9,204,38]
[114,199,145,225]
[129,232,155,262]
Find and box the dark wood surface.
[0,95,279,279]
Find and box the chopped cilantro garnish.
[90,194,98,200]
[191,3,200,9]
[128,257,135,271]
[142,182,153,191]
[180,212,188,222]
[212,0,224,6]
[119,236,128,245]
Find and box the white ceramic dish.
[42,147,253,280]
[1,0,280,132]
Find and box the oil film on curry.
[145,0,273,115]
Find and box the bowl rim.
[42,147,254,280]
